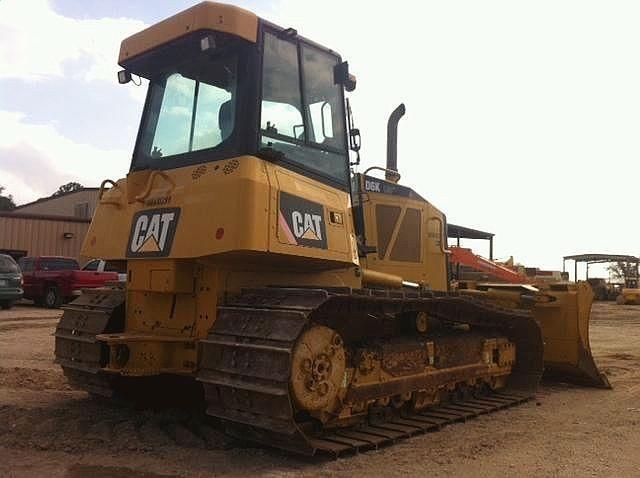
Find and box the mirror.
[334,61,356,91]
[117,70,132,84]
[349,128,361,152]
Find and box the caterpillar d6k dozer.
[54,1,605,457]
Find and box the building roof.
[13,187,99,210]
[0,211,91,223]
[563,254,639,264]
[447,223,494,240]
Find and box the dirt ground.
[0,302,639,478]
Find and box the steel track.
[197,287,543,456]
[54,286,126,397]
[54,286,542,456]
[280,391,530,457]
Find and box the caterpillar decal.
[278,192,327,249]
[127,208,181,257]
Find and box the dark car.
[0,254,23,309]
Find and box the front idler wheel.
[290,325,345,421]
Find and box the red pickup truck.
[18,256,119,308]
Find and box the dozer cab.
[54,1,608,456]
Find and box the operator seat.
[219,100,234,141]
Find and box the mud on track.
[1,302,639,477]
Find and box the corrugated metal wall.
[0,215,90,262]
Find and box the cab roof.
[119,1,258,65]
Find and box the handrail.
[98,179,118,200]
[428,216,451,255]
[362,166,401,182]
[135,170,176,203]
[98,179,123,207]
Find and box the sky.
[1,0,639,277]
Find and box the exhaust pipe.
[386,103,406,183]
[361,268,419,289]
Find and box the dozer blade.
[534,282,611,388]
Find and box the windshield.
[128,31,253,171]
[41,259,79,271]
[135,57,237,163]
[259,31,349,187]
[0,256,18,273]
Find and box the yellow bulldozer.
[54,1,608,456]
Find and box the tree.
[52,181,83,196]
[607,261,639,285]
[0,186,16,211]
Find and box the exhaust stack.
[386,103,406,183]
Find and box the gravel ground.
[0,302,638,477]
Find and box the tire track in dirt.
[0,316,60,323]
[0,398,236,455]
[0,367,72,391]
[0,321,58,333]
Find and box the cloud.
[0,111,130,204]
[0,0,147,83]
[0,142,68,199]
[0,1,147,205]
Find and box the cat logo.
[278,192,327,249]
[127,208,181,257]
[291,211,323,241]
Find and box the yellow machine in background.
[564,253,639,306]
[617,288,640,305]
[54,1,608,456]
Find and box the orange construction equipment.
[450,246,529,284]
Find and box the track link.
[198,287,543,456]
[54,286,126,397]
[302,391,531,457]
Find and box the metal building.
[0,188,99,262]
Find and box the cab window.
[260,31,348,187]
[141,67,236,159]
[301,44,345,149]
[83,260,100,271]
[41,259,79,271]
[18,258,32,272]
